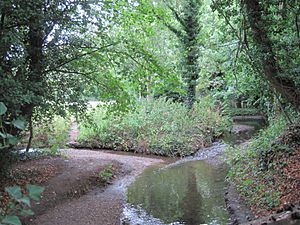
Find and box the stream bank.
[6,116,278,225]
[120,118,265,225]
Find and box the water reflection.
[181,170,204,224]
[125,161,230,225]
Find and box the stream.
[121,118,265,225]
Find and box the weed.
[98,164,114,182]
[20,116,71,155]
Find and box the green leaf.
[1,216,21,225]
[5,186,22,200]
[8,137,18,145]
[0,102,7,116]
[18,196,31,207]
[26,184,44,201]
[20,209,34,216]
[11,119,26,130]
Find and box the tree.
[155,0,201,108]
[243,0,300,110]
[0,0,121,173]
[91,0,184,101]
[212,0,300,111]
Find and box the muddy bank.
[18,149,165,225]
[224,184,254,224]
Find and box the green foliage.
[0,185,44,225]
[211,0,300,111]
[98,164,114,183]
[228,108,261,116]
[0,103,26,177]
[226,115,289,210]
[78,97,231,156]
[0,103,26,150]
[0,103,7,116]
[30,116,71,153]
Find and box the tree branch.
[52,69,107,89]
[244,0,300,109]
[43,42,119,74]
[295,13,300,50]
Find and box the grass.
[78,97,232,157]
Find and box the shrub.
[229,108,261,116]
[78,97,231,156]
[98,164,114,182]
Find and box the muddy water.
[122,160,230,225]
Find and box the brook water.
[121,118,264,225]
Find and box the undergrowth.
[78,97,231,156]
[98,164,114,183]
[17,116,71,160]
[226,114,300,215]
[30,116,71,152]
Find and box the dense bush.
[0,102,25,178]
[78,97,231,156]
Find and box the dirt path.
[25,149,165,225]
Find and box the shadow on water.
[122,161,230,225]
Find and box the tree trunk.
[182,0,200,108]
[26,117,33,152]
[244,0,300,110]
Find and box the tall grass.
[78,97,231,156]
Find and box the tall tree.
[243,0,300,110]
[0,0,119,173]
[156,0,201,108]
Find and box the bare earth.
[24,149,165,225]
